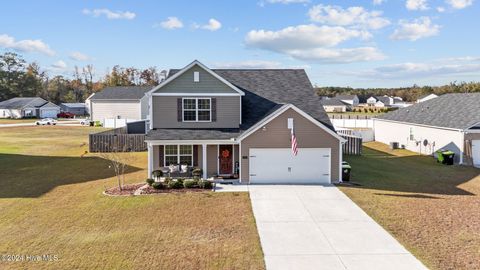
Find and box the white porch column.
[202,144,207,179]
[147,143,153,178]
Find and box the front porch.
[147,141,240,180]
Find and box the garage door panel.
[249,148,330,184]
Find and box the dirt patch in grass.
[104,183,145,196]
[340,142,480,270]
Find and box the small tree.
[98,143,135,190]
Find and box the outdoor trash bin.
[342,161,351,182]
[436,150,455,165]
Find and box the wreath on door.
[221,149,230,158]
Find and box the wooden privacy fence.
[89,127,147,153]
[342,134,362,155]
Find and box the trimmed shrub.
[168,179,184,189]
[198,180,213,189]
[152,182,164,189]
[192,168,203,177]
[183,179,198,188]
[146,178,155,186]
[151,170,163,179]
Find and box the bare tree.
[97,143,136,190]
[82,65,94,95]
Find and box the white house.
[89,86,151,127]
[0,97,60,119]
[373,93,480,166]
[416,93,438,103]
[320,98,347,112]
[335,95,359,107]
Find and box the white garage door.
[40,110,58,118]
[249,148,331,184]
[472,140,480,167]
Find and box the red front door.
[219,145,233,175]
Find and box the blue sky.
[0,0,478,87]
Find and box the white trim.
[465,121,480,131]
[147,60,245,96]
[237,104,346,143]
[232,144,235,176]
[152,93,241,97]
[163,145,194,166]
[239,96,242,125]
[460,131,465,164]
[239,143,242,183]
[146,139,238,145]
[338,140,343,183]
[182,97,212,123]
[148,93,153,130]
[465,129,480,134]
[202,144,207,179]
[372,118,463,132]
[147,143,153,177]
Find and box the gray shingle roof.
[375,93,480,130]
[61,103,86,108]
[0,97,48,109]
[146,128,240,140]
[90,86,152,100]
[320,98,347,106]
[169,68,333,131]
[375,96,392,105]
[335,95,357,100]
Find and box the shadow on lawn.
[343,146,480,196]
[0,153,142,198]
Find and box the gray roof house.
[145,60,345,184]
[89,86,151,127]
[0,97,60,118]
[335,94,359,106]
[320,98,348,112]
[373,93,480,166]
[60,103,87,115]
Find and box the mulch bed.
[104,183,145,196]
[141,185,210,195]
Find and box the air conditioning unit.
[390,142,399,149]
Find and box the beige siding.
[152,146,160,171]
[152,96,240,129]
[156,65,238,94]
[240,108,341,183]
[91,100,141,122]
[207,145,218,176]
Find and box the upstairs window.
[182,98,211,122]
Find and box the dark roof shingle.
[90,86,152,100]
[376,93,480,130]
[0,97,48,109]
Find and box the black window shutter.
[193,145,198,166]
[211,98,217,122]
[159,145,164,167]
[177,98,182,122]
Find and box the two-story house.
[145,60,345,184]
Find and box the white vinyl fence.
[336,127,374,142]
[103,118,138,128]
[331,118,374,129]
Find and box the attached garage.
[239,105,345,184]
[39,102,60,119]
[249,148,331,184]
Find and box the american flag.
[291,129,298,156]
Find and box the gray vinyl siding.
[140,95,149,119]
[91,100,141,122]
[152,96,240,129]
[155,65,238,94]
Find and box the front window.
[164,145,193,166]
[182,98,211,122]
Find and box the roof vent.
[194,71,200,82]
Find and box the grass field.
[0,126,264,269]
[0,118,37,124]
[340,142,480,270]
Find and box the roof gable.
[150,60,244,96]
[0,97,47,109]
[90,86,152,100]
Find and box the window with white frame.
[182,98,211,122]
[164,145,193,166]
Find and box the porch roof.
[146,128,241,140]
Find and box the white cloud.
[156,17,183,30]
[445,0,473,9]
[51,60,67,69]
[245,24,383,63]
[0,34,55,56]
[344,57,480,79]
[199,18,222,31]
[390,17,440,41]
[406,0,429,10]
[437,6,446,12]
[373,0,385,5]
[308,5,390,30]
[82,8,136,20]
[213,60,283,69]
[69,51,91,61]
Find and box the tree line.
[316,82,480,102]
[0,52,167,104]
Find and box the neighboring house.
[0,97,60,119]
[335,94,359,106]
[85,93,95,115]
[374,93,480,166]
[416,93,438,103]
[320,98,347,112]
[60,103,86,115]
[145,60,345,184]
[89,86,151,127]
[366,96,377,106]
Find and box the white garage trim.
[249,148,331,184]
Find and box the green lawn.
[340,142,480,270]
[0,118,37,124]
[0,126,264,270]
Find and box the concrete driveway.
[249,185,427,270]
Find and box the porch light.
[262,126,267,131]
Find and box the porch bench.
[160,166,194,178]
